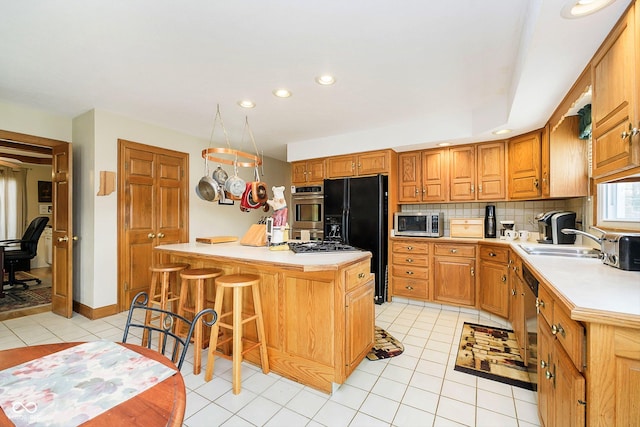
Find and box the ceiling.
[0,0,632,162]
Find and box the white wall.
[0,101,71,141]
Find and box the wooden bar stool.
[178,267,223,374]
[144,263,189,349]
[204,274,269,394]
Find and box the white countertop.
[510,242,640,324]
[155,242,371,272]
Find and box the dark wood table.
[0,342,186,426]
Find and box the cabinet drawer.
[392,265,429,280]
[345,262,372,291]
[537,284,554,327]
[434,243,476,258]
[391,241,429,254]
[393,277,428,299]
[553,302,585,371]
[392,253,429,267]
[479,245,509,263]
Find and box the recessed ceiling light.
[237,100,255,109]
[561,0,615,19]
[493,129,512,135]
[273,89,292,98]
[315,75,336,85]
[437,142,451,147]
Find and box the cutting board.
[195,236,238,244]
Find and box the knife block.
[240,224,267,246]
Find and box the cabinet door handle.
[57,236,69,243]
[501,275,507,283]
[478,184,482,193]
[470,185,475,193]
[157,233,165,238]
[405,285,414,291]
[407,246,413,251]
[621,122,639,139]
[415,189,419,195]
[406,271,414,275]
[470,267,475,277]
[422,188,426,194]
[358,272,366,279]
[540,359,548,369]
[511,289,517,296]
[450,249,457,254]
[406,258,414,263]
[545,370,554,380]
[551,323,565,337]
[536,299,545,314]
[534,179,540,188]
[489,252,496,257]
[147,233,156,239]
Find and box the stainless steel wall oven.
[291,185,324,240]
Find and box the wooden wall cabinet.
[478,244,509,318]
[390,240,430,300]
[398,148,448,203]
[543,118,588,199]
[591,1,639,179]
[433,243,476,307]
[450,142,506,201]
[291,159,325,185]
[508,130,542,200]
[537,282,586,427]
[326,150,391,178]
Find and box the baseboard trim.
[73,301,118,320]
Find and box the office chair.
[1,216,49,290]
[122,291,218,370]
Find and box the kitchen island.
[154,242,374,394]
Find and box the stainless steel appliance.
[324,175,388,303]
[521,264,539,389]
[291,185,324,240]
[562,228,640,271]
[394,212,444,237]
[536,211,576,244]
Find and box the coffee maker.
[536,211,577,244]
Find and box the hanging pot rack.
[201,106,262,168]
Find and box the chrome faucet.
[561,228,603,245]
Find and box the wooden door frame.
[0,129,72,316]
[117,139,190,312]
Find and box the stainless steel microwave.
[394,212,444,237]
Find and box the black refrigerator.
[324,174,388,304]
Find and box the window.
[597,181,640,230]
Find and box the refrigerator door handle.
[342,208,349,244]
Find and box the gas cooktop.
[288,241,361,253]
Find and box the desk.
[0,342,186,426]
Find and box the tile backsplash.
[400,198,586,237]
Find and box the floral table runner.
[0,340,177,426]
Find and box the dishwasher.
[522,264,539,388]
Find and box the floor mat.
[454,322,536,391]
[366,326,404,360]
[0,286,52,313]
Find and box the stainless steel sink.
[518,244,602,258]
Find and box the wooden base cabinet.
[433,243,476,307]
[390,240,430,300]
[345,277,375,376]
[478,244,509,318]
[537,282,586,427]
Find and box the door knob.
[57,236,68,242]
[157,233,165,238]
[148,233,156,239]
